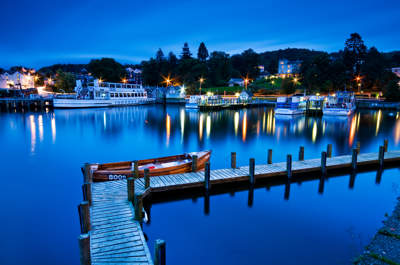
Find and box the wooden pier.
[77,143,400,265]
[0,98,53,112]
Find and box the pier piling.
[78,233,91,265]
[154,239,166,265]
[134,193,143,221]
[327,144,332,158]
[144,168,150,189]
[384,139,388,152]
[356,141,360,154]
[192,155,198,172]
[133,160,139,178]
[379,146,385,167]
[79,201,91,233]
[82,183,92,206]
[127,177,135,202]
[268,149,272,164]
[249,158,255,185]
[204,161,211,191]
[287,154,292,179]
[299,146,304,161]
[231,152,236,169]
[352,148,358,171]
[321,151,327,175]
[83,163,93,183]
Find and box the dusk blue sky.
[1,0,399,68]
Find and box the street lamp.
[244,78,249,90]
[199,77,204,95]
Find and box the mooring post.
[379,145,385,168]
[268,149,272,164]
[78,233,91,265]
[356,141,360,154]
[287,154,292,179]
[192,155,198,172]
[79,201,91,233]
[321,151,327,175]
[327,144,332,158]
[352,148,358,171]
[204,161,211,191]
[299,146,304,161]
[134,193,143,221]
[82,163,93,183]
[133,160,139,178]
[249,158,255,185]
[154,239,166,265]
[127,177,135,202]
[82,183,92,206]
[384,139,388,152]
[231,152,236,169]
[144,168,150,189]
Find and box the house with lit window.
[126,68,143,84]
[0,71,35,89]
[278,59,302,77]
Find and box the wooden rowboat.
[91,150,211,182]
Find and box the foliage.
[87,58,126,82]
[197,42,209,62]
[281,78,296,94]
[155,48,165,62]
[383,77,400,101]
[343,33,367,75]
[54,70,76,93]
[39,64,86,76]
[231,49,260,79]
[0,67,4,74]
[181,42,192,59]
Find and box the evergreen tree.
[155,48,165,62]
[383,79,400,101]
[197,42,209,62]
[344,33,367,76]
[181,42,192,59]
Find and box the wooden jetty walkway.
[0,98,53,111]
[77,142,400,265]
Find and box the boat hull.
[323,108,354,116]
[92,150,211,181]
[53,98,155,108]
[274,108,305,115]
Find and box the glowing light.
[199,114,204,140]
[242,112,247,142]
[262,112,266,132]
[349,115,357,147]
[207,92,213,96]
[395,119,400,145]
[103,112,107,129]
[29,115,36,154]
[235,92,240,97]
[122,78,127,83]
[256,120,260,136]
[234,112,239,136]
[206,115,211,139]
[375,110,382,136]
[51,115,56,143]
[199,78,204,83]
[312,121,317,143]
[180,108,185,141]
[166,114,171,146]
[38,115,44,142]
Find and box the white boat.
[323,92,356,116]
[165,86,186,104]
[185,95,205,109]
[53,79,155,108]
[274,96,306,115]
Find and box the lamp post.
[244,78,249,90]
[199,77,204,95]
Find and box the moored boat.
[91,150,211,181]
[185,95,205,109]
[323,92,355,116]
[274,96,306,115]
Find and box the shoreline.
[354,197,400,265]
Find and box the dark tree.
[207,51,233,87]
[54,70,76,93]
[0,67,4,74]
[87,58,126,82]
[155,48,165,62]
[343,33,367,76]
[197,42,209,62]
[361,47,387,90]
[231,49,260,79]
[383,78,400,101]
[181,42,192,59]
[281,78,296,94]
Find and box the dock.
[77,143,400,265]
[0,98,53,111]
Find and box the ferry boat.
[323,92,356,116]
[274,96,306,115]
[91,150,211,181]
[165,86,186,104]
[53,79,154,108]
[185,95,205,109]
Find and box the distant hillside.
[38,64,87,75]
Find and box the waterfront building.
[126,67,143,84]
[278,59,302,77]
[0,71,35,89]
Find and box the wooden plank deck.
[83,150,400,264]
[90,181,153,265]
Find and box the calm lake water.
[1,105,400,265]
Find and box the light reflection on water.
[1,105,400,265]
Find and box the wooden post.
[352,148,357,171]
[127,177,135,202]
[231,152,236,169]
[78,233,91,265]
[299,146,304,161]
[356,141,360,154]
[134,193,143,221]
[192,155,198,172]
[144,168,150,189]
[82,163,92,183]
[384,139,388,152]
[267,149,272,164]
[249,158,255,185]
[133,160,139,178]
[286,154,292,179]
[321,151,327,175]
[79,201,91,233]
[154,239,166,265]
[379,146,385,167]
[204,161,211,191]
[82,183,92,206]
[327,144,332,158]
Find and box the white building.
[278,59,302,77]
[0,71,35,89]
[392,67,400,78]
